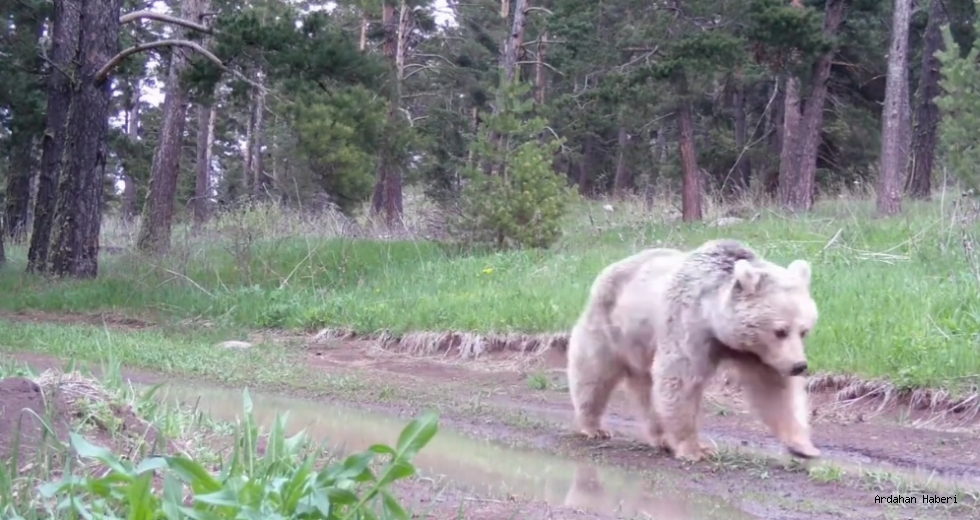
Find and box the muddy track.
[2,311,980,519]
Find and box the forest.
[3,0,980,277]
[4,1,980,518]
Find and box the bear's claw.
[787,443,821,459]
[580,428,613,440]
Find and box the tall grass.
[1,190,979,389]
[0,361,440,519]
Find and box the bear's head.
[716,258,818,377]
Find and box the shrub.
[450,82,578,250]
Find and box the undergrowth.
[0,361,441,519]
[0,191,979,390]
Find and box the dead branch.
[95,39,223,85]
[120,10,212,34]
[515,60,563,75]
[403,64,441,80]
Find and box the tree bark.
[27,0,81,274]
[534,32,547,104]
[678,98,703,222]
[777,75,802,205]
[250,72,267,197]
[121,78,140,221]
[906,0,946,200]
[674,72,702,221]
[612,126,631,196]
[733,79,751,193]
[136,0,209,253]
[194,101,216,224]
[371,1,408,225]
[779,0,846,212]
[877,0,913,217]
[44,0,122,277]
[5,137,35,240]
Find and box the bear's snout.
[789,362,808,376]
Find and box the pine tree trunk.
[780,0,846,212]
[46,0,122,277]
[677,97,703,223]
[136,0,209,252]
[372,1,407,225]
[5,137,35,240]
[906,0,946,200]
[28,0,79,274]
[251,73,267,198]
[733,79,751,192]
[778,75,802,206]
[612,126,631,196]
[877,0,913,217]
[194,101,216,224]
[122,79,140,221]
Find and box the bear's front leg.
[652,353,715,461]
[733,358,821,459]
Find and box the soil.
[0,370,164,476]
[2,310,980,519]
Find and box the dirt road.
[2,312,980,519]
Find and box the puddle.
[157,384,757,519]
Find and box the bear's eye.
[801,329,809,338]
[774,328,788,339]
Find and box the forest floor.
[2,309,980,520]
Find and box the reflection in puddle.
[159,384,755,519]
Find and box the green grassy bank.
[0,195,978,390]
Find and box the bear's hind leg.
[652,352,717,461]
[568,331,624,440]
[731,358,820,459]
[623,368,665,449]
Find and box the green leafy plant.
[33,389,439,519]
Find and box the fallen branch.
[95,39,224,85]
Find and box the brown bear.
[566,239,820,461]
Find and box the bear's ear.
[788,259,811,286]
[733,259,764,294]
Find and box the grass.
[0,360,443,519]
[0,190,979,391]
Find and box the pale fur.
[566,239,820,462]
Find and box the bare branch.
[120,10,212,34]
[412,53,458,68]
[516,60,563,76]
[403,64,440,80]
[526,7,553,15]
[95,39,224,85]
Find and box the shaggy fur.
[566,239,820,461]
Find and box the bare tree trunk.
[121,79,140,220]
[733,78,751,193]
[501,0,528,84]
[193,101,216,224]
[136,0,209,253]
[780,0,846,211]
[777,75,802,205]
[44,0,121,277]
[359,12,368,51]
[5,137,35,240]
[534,32,547,104]
[577,136,593,196]
[678,98,703,222]
[28,0,79,274]
[765,78,784,198]
[251,73,267,198]
[242,86,254,197]
[906,0,946,200]
[877,0,913,217]
[371,0,409,225]
[612,126,631,196]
